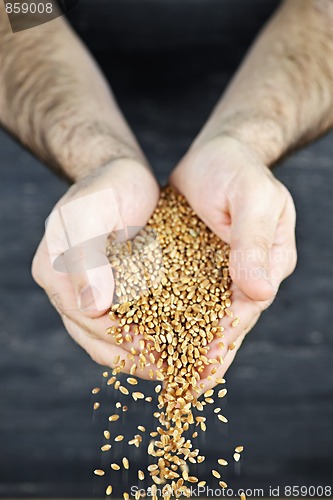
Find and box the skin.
[1,0,333,389]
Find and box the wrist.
[193,113,289,167]
[43,120,148,182]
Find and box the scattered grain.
[108,414,120,422]
[235,446,244,453]
[101,444,111,452]
[94,469,105,476]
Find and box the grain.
[111,463,120,470]
[132,391,145,400]
[240,493,246,500]
[115,435,124,442]
[101,444,112,452]
[94,469,105,476]
[106,485,112,496]
[93,402,100,410]
[232,317,240,327]
[212,469,221,479]
[233,452,241,462]
[218,415,228,423]
[101,187,234,495]
[235,445,244,453]
[91,387,100,394]
[122,457,129,469]
[218,389,228,398]
[103,430,110,439]
[219,481,228,488]
[218,459,228,466]
[138,470,145,480]
[108,414,119,422]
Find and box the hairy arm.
[193,0,333,165]
[0,5,146,181]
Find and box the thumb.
[46,187,123,317]
[62,235,114,317]
[229,198,279,301]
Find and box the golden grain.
[235,445,244,453]
[104,186,233,493]
[218,388,228,398]
[94,469,105,476]
[101,444,112,452]
[232,317,240,327]
[138,470,145,480]
[108,414,120,422]
[127,377,138,385]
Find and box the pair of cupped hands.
[32,135,297,393]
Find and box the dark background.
[1,0,333,497]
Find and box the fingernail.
[78,285,99,311]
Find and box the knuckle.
[252,233,271,253]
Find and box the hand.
[170,136,297,391]
[32,159,160,377]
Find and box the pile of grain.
[93,186,243,498]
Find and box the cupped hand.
[32,159,160,377]
[170,136,297,391]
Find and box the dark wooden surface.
[1,0,333,497]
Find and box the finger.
[229,186,283,301]
[269,193,297,289]
[45,187,124,316]
[63,240,115,316]
[62,316,159,380]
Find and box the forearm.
[0,8,146,181]
[194,0,333,166]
